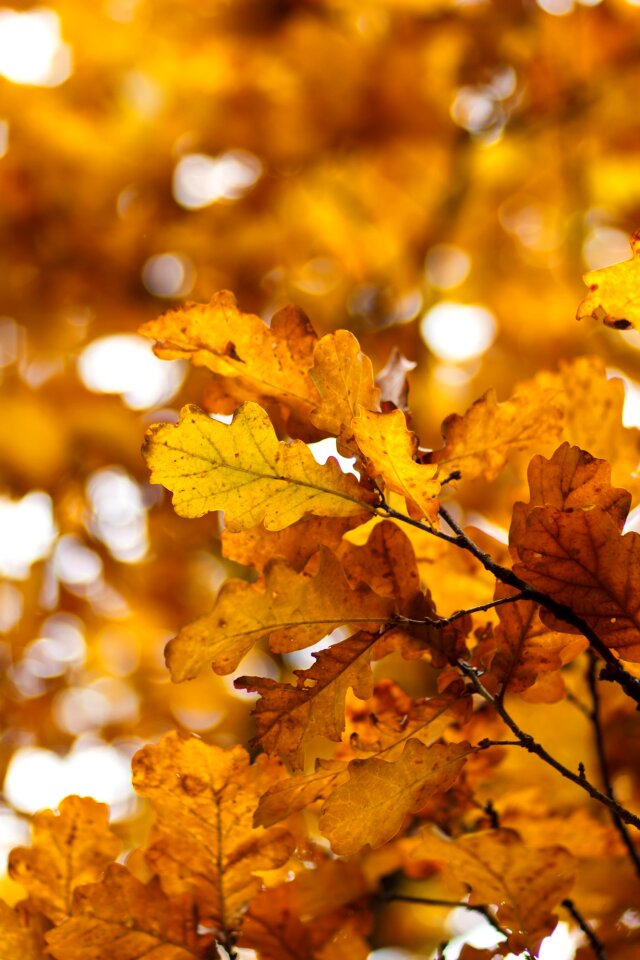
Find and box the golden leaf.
[45,864,215,960]
[577,230,640,330]
[0,901,45,960]
[413,829,575,956]
[237,631,380,768]
[254,761,347,829]
[428,386,563,482]
[309,329,380,452]
[8,796,121,924]
[319,739,469,855]
[352,407,440,521]
[166,548,395,680]
[337,520,420,604]
[513,505,640,661]
[139,291,320,422]
[131,733,294,934]
[221,515,361,573]
[143,402,375,529]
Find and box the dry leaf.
[577,230,640,330]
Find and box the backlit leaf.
[166,547,395,679]
[0,901,45,960]
[45,864,216,960]
[352,407,440,521]
[577,230,640,330]
[143,401,376,528]
[8,796,121,924]
[319,739,469,855]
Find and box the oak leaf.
[427,386,562,482]
[576,230,640,329]
[309,329,380,452]
[319,739,469,855]
[221,515,362,572]
[237,631,381,768]
[166,547,395,679]
[352,407,440,521]
[509,441,632,552]
[0,901,45,960]
[412,829,575,956]
[513,505,640,661]
[254,761,347,829]
[45,864,217,960]
[337,519,420,605]
[139,291,320,424]
[143,401,376,528]
[8,796,121,924]
[131,733,293,935]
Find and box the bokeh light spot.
[173,150,263,210]
[420,302,497,363]
[0,491,57,579]
[78,333,187,409]
[0,8,72,86]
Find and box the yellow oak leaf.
[412,829,575,956]
[237,631,381,768]
[221,515,362,573]
[577,230,640,329]
[309,329,380,452]
[45,864,216,960]
[8,796,121,924]
[319,739,469,855]
[0,901,45,960]
[428,386,563,482]
[509,442,632,553]
[476,583,587,700]
[513,505,640,661]
[131,733,294,936]
[166,548,395,679]
[352,407,440,521]
[143,401,376,529]
[139,291,320,423]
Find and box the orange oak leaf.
[131,733,294,936]
[309,329,380,452]
[576,230,640,330]
[412,829,575,956]
[221,515,362,573]
[319,739,470,855]
[8,796,121,924]
[166,547,395,680]
[45,864,217,960]
[236,631,381,768]
[143,402,376,529]
[427,386,562,482]
[513,505,640,661]
[254,761,348,829]
[509,442,631,553]
[476,583,587,699]
[352,407,440,521]
[0,900,45,960]
[139,291,320,422]
[337,519,420,605]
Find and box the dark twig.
[459,662,640,830]
[396,591,530,628]
[562,898,609,960]
[586,652,640,877]
[379,892,507,938]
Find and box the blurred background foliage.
[1,0,640,919]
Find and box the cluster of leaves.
[4,249,640,959]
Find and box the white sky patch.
[606,367,640,428]
[173,150,263,210]
[307,437,359,476]
[0,8,72,86]
[222,649,279,701]
[4,742,136,820]
[0,491,57,579]
[87,467,149,562]
[78,333,186,409]
[420,302,497,363]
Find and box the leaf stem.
[586,651,640,877]
[458,661,640,830]
[379,892,508,938]
[562,898,609,960]
[396,591,529,628]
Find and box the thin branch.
[396,591,529,628]
[586,652,640,877]
[437,505,640,707]
[562,898,609,960]
[376,501,460,545]
[458,661,640,830]
[379,892,507,938]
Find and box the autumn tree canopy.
[2,1,640,958]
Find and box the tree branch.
[562,898,609,960]
[396,591,529,628]
[458,661,640,830]
[586,652,640,877]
